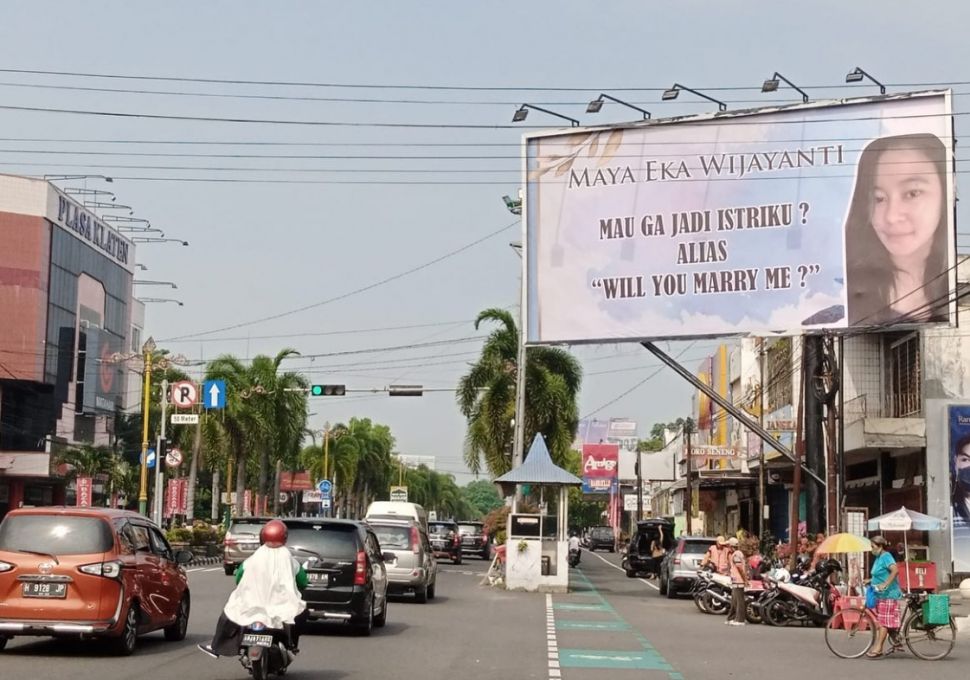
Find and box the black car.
[621,518,675,577]
[457,521,490,560]
[428,520,463,564]
[587,526,616,552]
[283,518,391,636]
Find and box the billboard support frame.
[642,341,824,486]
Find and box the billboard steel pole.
[641,341,824,487]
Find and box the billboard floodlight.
[845,67,886,94]
[586,94,650,119]
[661,84,727,112]
[761,72,809,103]
[512,103,579,127]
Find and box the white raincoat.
[223,545,306,630]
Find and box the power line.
[159,219,519,342]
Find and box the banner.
[949,405,970,571]
[525,92,955,343]
[279,471,314,492]
[582,443,619,494]
[164,479,179,519]
[76,476,93,507]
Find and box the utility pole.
[323,422,330,518]
[636,451,643,522]
[137,338,155,516]
[685,426,693,536]
[789,354,807,570]
[154,379,169,525]
[759,339,767,539]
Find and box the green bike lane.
[557,551,970,680]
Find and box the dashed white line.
[545,593,559,679]
[585,550,660,591]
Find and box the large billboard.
[524,92,955,344]
[948,405,970,572]
[581,443,618,494]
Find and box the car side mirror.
[175,550,194,565]
[382,552,396,562]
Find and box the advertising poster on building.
[948,405,970,571]
[75,476,93,507]
[582,443,619,493]
[525,92,955,344]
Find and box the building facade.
[0,175,137,519]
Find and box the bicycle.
[824,590,957,660]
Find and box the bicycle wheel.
[824,608,877,659]
[903,611,956,660]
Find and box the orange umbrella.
[816,532,872,554]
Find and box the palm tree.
[457,307,582,477]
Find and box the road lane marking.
[585,549,660,591]
[545,593,558,679]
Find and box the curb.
[187,555,222,568]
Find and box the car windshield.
[229,522,266,536]
[683,540,716,554]
[459,524,481,534]
[0,515,113,555]
[371,525,412,550]
[286,524,359,559]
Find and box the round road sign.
[166,448,183,467]
[170,381,198,408]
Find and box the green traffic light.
[311,385,324,396]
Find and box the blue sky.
[1,1,968,483]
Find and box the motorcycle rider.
[198,519,308,659]
[568,532,582,565]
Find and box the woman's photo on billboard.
[845,133,950,326]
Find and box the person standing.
[866,535,903,658]
[725,537,748,626]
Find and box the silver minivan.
[367,518,437,603]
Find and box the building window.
[885,332,921,417]
[765,338,793,413]
[130,326,142,354]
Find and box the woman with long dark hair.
[845,133,950,326]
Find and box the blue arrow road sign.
[203,379,227,409]
[143,448,157,469]
[317,479,333,496]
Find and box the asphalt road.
[1,555,548,680]
[5,550,969,680]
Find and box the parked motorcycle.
[693,568,766,624]
[758,559,842,627]
[239,622,294,680]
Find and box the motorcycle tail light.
[251,622,266,631]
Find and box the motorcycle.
[758,559,842,627]
[568,548,581,568]
[239,622,294,680]
[692,569,766,624]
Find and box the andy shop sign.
[582,443,619,494]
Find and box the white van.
[365,501,428,530]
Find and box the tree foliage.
[457,307,582,477]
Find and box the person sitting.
[198,520,307,659]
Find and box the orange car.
[0,507,193,655]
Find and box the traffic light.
[310,384,346,397]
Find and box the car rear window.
[229,521,267,536]
[683,540,716,554]
[592,528,613,537]
[459,524,482,534]
[0,515,113,555]
[371,524,413,550]
[429,523,454,534]
[286,523,359,559]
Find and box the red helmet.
[259,520,288,548]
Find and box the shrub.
[190,520,220,545]
[166,527,193,543]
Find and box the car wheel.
[659,573,668,595]
[355,600,374,637]
[452,554,462,565]
[164,595,190,641]
[625,568,636,578]
[374,599,387,628]
[111,605,139,656]
[224,564,235,576]
[609,547,615,553]
[665,579,677,600]
[0,636,7,651]
[415,583,429,604]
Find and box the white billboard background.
[525,92,953,344]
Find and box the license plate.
[307,572,331,585]
[23,582,67,599]
[242,634,273,648]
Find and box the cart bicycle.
[824,590,957,660]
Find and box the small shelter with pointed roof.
[495,434,582,592]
